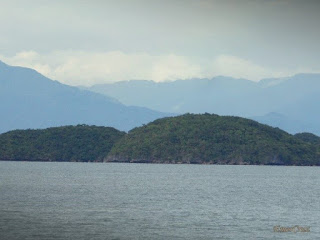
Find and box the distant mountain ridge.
[2,59,319,135]
[0,60,169,133]
[84,74,320,135]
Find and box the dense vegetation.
[1,114,319,165]
[106,114,320,165]
[294,132,320,145]
[0,125,125,162]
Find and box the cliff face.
[105,114,320,166]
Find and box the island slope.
[0,125,125,162]
[294,132,320,145]
[105,114,320,165]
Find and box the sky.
[0,0,320,86]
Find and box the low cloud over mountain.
[0,60,169,133]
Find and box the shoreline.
[0,159,318,166]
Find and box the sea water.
[0,161,319,239]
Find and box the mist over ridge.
[0,60,169,133]
[85,73,320,135]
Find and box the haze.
[1,0,320,85]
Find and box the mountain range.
[1,59,319,136]
[0,60,169,133]
[85,74,320,135]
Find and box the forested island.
[1,114,319,165]
[0,125,125,162]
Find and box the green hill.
[294,132,320,145]
[0,125,125,162]
[106,114,320,165]
[1,114,319,165]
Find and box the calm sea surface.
[0,161,319,240]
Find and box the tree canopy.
[106,114,320,165]
[0,125,125,162]
[1,114,319,165]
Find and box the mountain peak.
[0,61,168,133]
[0,60,8,68]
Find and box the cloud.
[208,55,288,81]
[0,50,315,86]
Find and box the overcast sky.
[1,0,320,86]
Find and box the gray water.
[0,161,319,240]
